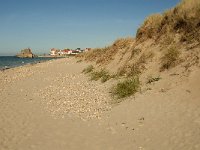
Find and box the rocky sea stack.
[16,48,37,58]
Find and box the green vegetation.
[90,69,114,83]
[83,66,115,83]
[161,47,181,70]
[101,73,113,83]
[111,77,140,100]
[82,65,94,74]
[83,65,140,101]
[79,0,200,103]
[90,70,107,81]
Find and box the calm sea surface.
[0,56,60,70]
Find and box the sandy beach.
[0,57,200,150]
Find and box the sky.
[0,0,180,56]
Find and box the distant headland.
[16,48,37,58]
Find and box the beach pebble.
[38,73,111,120]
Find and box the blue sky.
[0,0,180,55]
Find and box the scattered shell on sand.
[38,73,111,120]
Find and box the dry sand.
[0,57,200,150]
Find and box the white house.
[50,48,58,56]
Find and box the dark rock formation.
[16,48,37,58]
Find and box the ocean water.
[0,56,60,70]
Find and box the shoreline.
[0,56,65,71]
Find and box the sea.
[0,56,60,70]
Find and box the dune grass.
[90,69,115,83]
[161,47,181,70]
[82,65,94,74]
[111,77,140,100]
[78,37,134,65]
[83,66,115,83]
[136,0,200,42]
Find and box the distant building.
[50,48,59,56]
[49,47,87,56]
[71,50,80,55]
[60,49,71,55]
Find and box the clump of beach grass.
[101,73,112,83]
[82,65,94,74]
[83,65,115,83]
[161,47,181,70]
[90,69,113,83]
[111,77,140,100]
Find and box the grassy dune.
[77,0,200,99]
[136,0,200,43]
